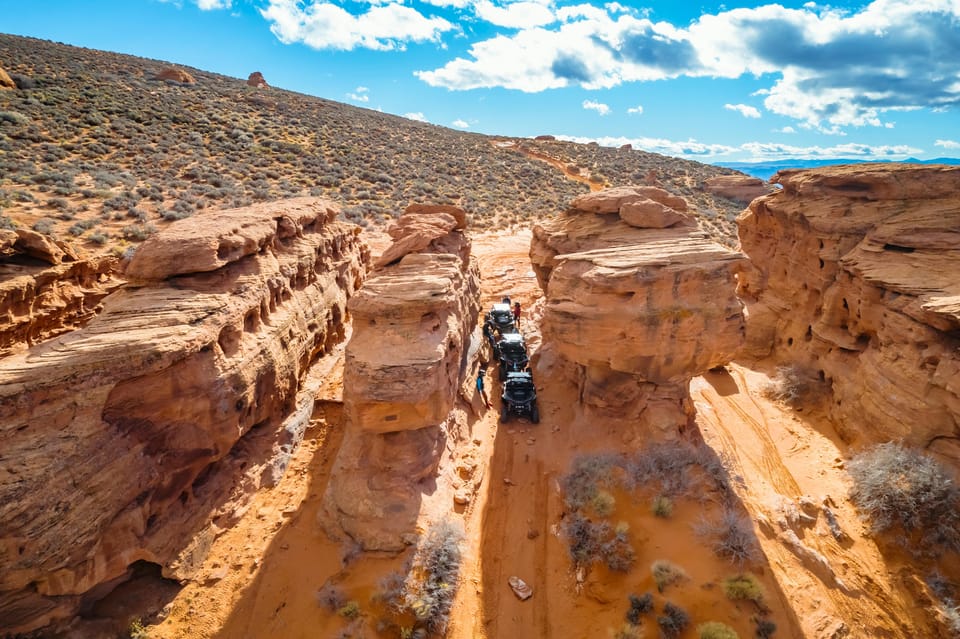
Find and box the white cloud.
[935,139,960,149]
[627,104,643,115]
[347,86,370,102]
[474,0,556,29]
[779,126,796,133]
[555,134,738,158]
[415,1,960,131]
[260,1,453,51]
[582,99,610,115]
[549,133,921,162]
[197,0,231,8]
[452,118,470,128]
[404,112,428,122]
[725,103,761,118]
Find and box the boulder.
[619,198,695,229]
[0,66,14,89]
[375,205,470,269]
[0,198,369,634]
[153,67,195,84]
[738,164,960,463]
[704,175,771,203]
[569,185,688,214]
[246,71,269,88]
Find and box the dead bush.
[694,509,759,566]
[848,442,960,553]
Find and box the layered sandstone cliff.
[738,164,960,461]
[0,198,368,634]
[532,186,746,435]
[0,229,122,356]
[322,207,480,550]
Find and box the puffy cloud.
[452,118,470,128]
[473,0,556,29]
[260,1,453,51]
[347,86,370,102]
[415,0,960,130]
[779,126,797,133]
[627,104,643,114]
[935,139,960,149]
[582,99,610,115]
[550,133,921,161]
[555,134,738,157]
[404,112,429,122]
[725,103,762,118]
[197,0,231,8]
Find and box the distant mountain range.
[716,157,960,181]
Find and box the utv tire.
[531,405,540,424]
[499,365,507,382]
[500,405,509,423]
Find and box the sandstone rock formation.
[0,198,368,633]
[704,175,772,204]
[1,229,120,357]
[374,203,469,269]
[323,207,480,550]
[246,71,269,88]
[533,186,746,435]
[0,66,14,89]
[738,164,960,462]
[153,67,195,84]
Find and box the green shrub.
[337,600,360,619]
[848,442,960,552]
[592,490,616,517]
[651,560,688,593]
[722,574,764,604]
[698,621,739,639]
[652,495,673,518]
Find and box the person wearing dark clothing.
[512,301,522,326]
[476,367,491,408]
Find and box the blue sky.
[2,0,959,162]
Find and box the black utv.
[496,332,529,381]
[500,371,540,424]
[486,302,516,336]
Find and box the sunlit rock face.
[532,186,747,437]
[0,198,369,634]
[737,164,960,462]
[322,207,481,551]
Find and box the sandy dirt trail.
[691,365,926,638]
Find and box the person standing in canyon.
[513,301,522,327]
[476,366,491,408]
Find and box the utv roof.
[492,303,511,312]
[500,333,525,344]
[506,371,533,382]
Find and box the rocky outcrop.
[1,230,120,356]
[0,198,368,634]
[374,203,469,269]
[0,66,14,89]
[246,71,269,88]
[323,208,480,550]
[704,175,772,204]
[153,67,195,84]
[533,186,746,435]
[738,164,960,461]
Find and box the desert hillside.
[1,34,959,639]
[0,34,749,253]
